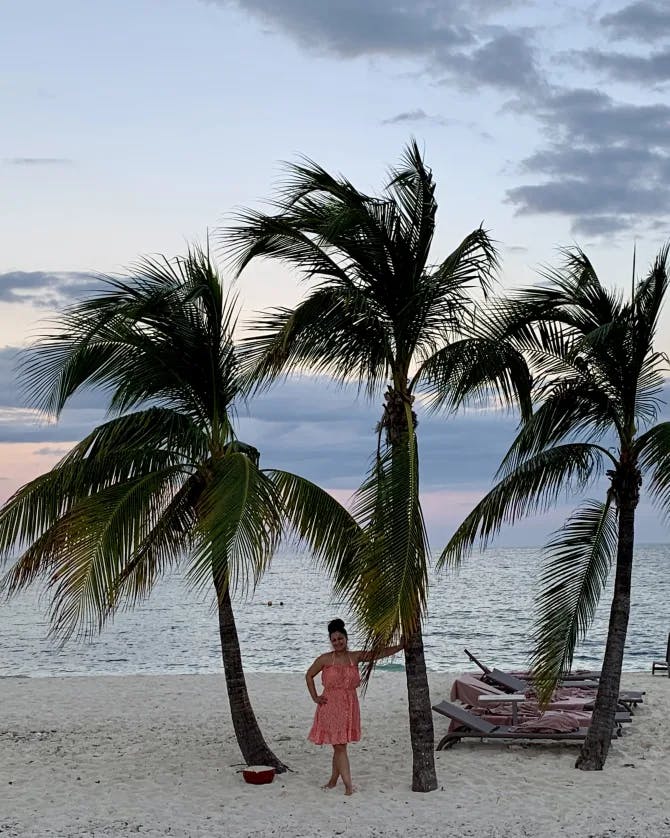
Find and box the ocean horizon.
[1,544,667,678]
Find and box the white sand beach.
[1,672,668,838]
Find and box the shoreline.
[0,664,656,679]
[1,672,668,837]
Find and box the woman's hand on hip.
[314,694,328,705]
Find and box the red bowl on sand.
[242,765,276,785]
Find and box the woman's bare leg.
[322,749,339,789]
[334,744,353,795]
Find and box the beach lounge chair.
[463,648,604,683]
[450,673,631,718]
[481,668,645,713]
[464,648,491,674]
[651,633,670,676]
[484,668,605,693]
[432,701,621,751]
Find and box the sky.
[2,0,670,547]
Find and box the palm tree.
[0,246,358,773]
[442,244,670,769]
[223,142,531,791]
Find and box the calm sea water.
[0,546,667,677]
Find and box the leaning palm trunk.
[403,628,437,791]
[214,573,288,772]
[576,494,636,769]
[0,247,369,779]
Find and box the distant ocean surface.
[1,546,667,677]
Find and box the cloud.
[0,407,104,444]
[600,1,670,43]
[381,108,450,125]
[0,346,109,444]
[0,350,518,490]
[208,1,668,237]
[571,215,638,237]
[381,110,493,141]
[1,360,670,544]
[0,347,20,385]
[531,88,670,155]
[220,0,473,58]
[439,29,544,94]
[237,376,524,492]
[506,89,670,235]
[5,157,73,166]
[217,1,543,94]
[0,407,46,425]
[580,46,670,85]
[0,270,99,308]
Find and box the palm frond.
[109,473,203,609]
[530,497,617,705]
[224,143,499,408]
[240,286,393,395]
[0,409,203,563]
[633,352,667,426]
[2,466,188,638]
[538,248,624,332]
[627,247,670,424]
[266,469,363,597]
[633,243,670,352]
[351,418,429,644]
[479,247,624,358]
[496,383,617,475]
[415,337,532,419]
[225,154,400,300]
[430,226,499,301]
[19,247,241,428]
[386,139,436,270]
[397,227,499,363]
[224,208,353,284]
[439,443,603,569]
[187,451,283,597]
[636,421,670,520]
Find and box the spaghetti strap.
[348,653,355,667]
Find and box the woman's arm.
[355,639,405,663]
[305,655,327,704]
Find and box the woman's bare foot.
[322,778,338,789]
[344,785,355,796]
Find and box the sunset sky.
[3,0,670,546]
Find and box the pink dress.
[308,655,361,745]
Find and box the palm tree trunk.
[575,497,635,771]
[383,384,437,793]
[404,627,438,792]
[214,573,289,773]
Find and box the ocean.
[0,545,667,677]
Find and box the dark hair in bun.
[328,618,347,638]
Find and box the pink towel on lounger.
[510,713,581,733]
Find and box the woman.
[305,618,403,795]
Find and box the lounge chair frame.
[482,668,644,713]
[463,648,602,681]
[432,700,623,751]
